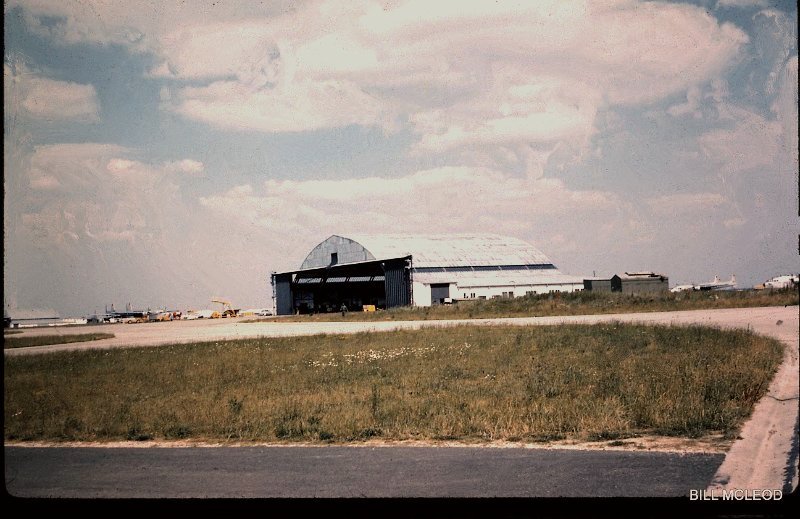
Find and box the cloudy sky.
[4,0,798,317]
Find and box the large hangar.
[271,234,584,315]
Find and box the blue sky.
[4,0,798,317]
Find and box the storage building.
[611,272,669,294]
[584,272,669,295]
[271,234,584,315]
[583,278,613,292]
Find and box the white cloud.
[167,0,746,165]
[19,144,209,244]
[149,21,288,83]
[165,159,205,176]
[200,166,620,245]
[699,103,784,175]
[774,55,798,166]
[4,141,252,314]
[646,193,728,218]
[6,0,143,47]
[5,0,296,50]
[716,0,770,9]
[6,0,796,309]
[26,143,128,194]
[165,77,389,133]
[4,62,100,122]
[106,158,137,174]
[752,9,797,97]
[667,86,705,119]
[10,1,748,165]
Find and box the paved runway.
[5,445,724,498]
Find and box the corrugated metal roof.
[291,234,585,291]
[330,234,553,268]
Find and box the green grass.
[249,288,798,322]
[3,333,115,349]
[4,330,23,335]
[4,324,783,443]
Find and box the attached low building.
[584,272,669,294]
[271,234,584,315]
[613,272,669,294]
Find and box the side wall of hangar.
[271,234,585,315]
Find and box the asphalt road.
[5,445,723,498]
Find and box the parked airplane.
[670,275,737,293]
[755,274,799,290]
[695,275,737,291]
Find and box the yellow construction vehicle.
[211,298,239,318]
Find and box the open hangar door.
[275,257,411,315]
[293,277,386,314]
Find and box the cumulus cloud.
[165,159,205,176]
[164,0,747,169]
[646,193,728,218]
[149,21,288,82]
[7,0,132,46]
[9,1,750,165]
[751,9,797,98]
[667,80,730,119]
[17,143,207,245]
[199,166,622,266]
[4,62,100,122]
[716,0,770,9]
[699,103,784,175]
[3,141,241,314]
[194,166,756,279]
[774,55,798,165]
[164,77,389,133]
[5,0,796,310]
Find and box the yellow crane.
[211,298,239,318]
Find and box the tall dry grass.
[4,324,783,443]
[3,333,114,349]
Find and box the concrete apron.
[707,309,799,495]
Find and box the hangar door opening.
[430,283,451,304]
[282,257,411,314]
[293,277,386,313]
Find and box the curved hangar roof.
[300,234,555,270]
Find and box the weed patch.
[4,333,114,349]
[4,324,784,444]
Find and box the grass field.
[3,333,115,349]
[4,323,783,444]
[249,288,798,322]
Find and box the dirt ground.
[6,433,734,454]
